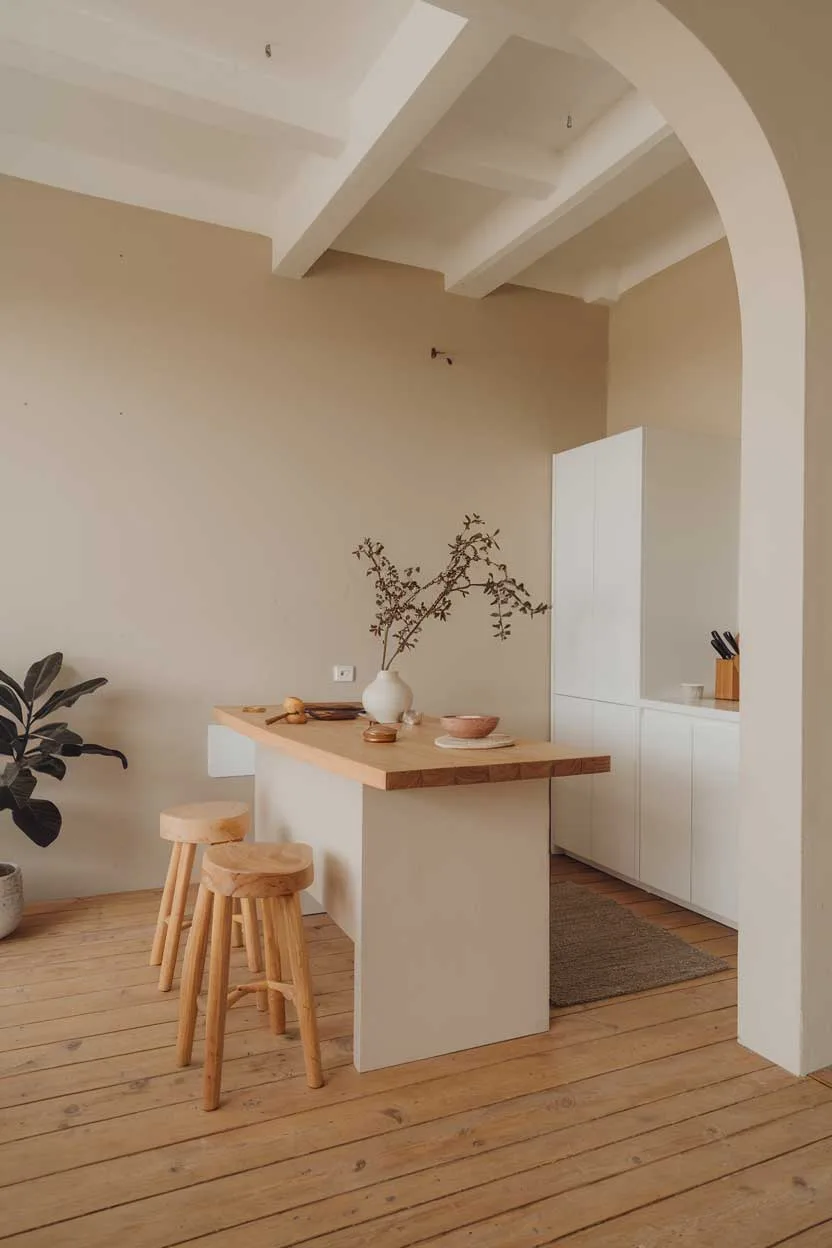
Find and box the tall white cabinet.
[551,427,741,926]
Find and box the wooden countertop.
[214,706,611,792]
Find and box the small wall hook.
[265,42,272,58]
[431,347,453,366]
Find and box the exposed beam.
[444,91,684,297]
[616,205,726,295]
[0,133,274,235]
[435,0,602,60]
[415,135,560,199]
[515,204,726,304]
[271,2,505,279]
[0,0,344,152]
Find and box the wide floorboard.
[0,857,830,1246]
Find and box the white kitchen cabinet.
[553,427,739,705]
[551,695,593,858]
[551,696,638,879]
[639,709,693,902]
[592,432,643,705]
[552,426,741,923]
[553,428,642,703]
[552,442,595,700]
[591,702,639,878]
[692,720,739,921]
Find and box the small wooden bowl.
[363,724,398,744]
[440,714,500,739]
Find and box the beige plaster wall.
[0,174,608,899]
[607,240,740,437]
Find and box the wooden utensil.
[266,696,307,726]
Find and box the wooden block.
[715,657,740,701]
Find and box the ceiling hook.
[431,347,453,366]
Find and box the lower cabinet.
[551,696,638,879]
[553,696,739,925]
[639,710,693,901]
[691,720,739,921]
[551,696,593,860]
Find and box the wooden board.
[214,707,610,791]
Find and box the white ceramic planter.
[362,670,413,724]
[0,863,23,940]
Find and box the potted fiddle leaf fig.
[0,653,128,938]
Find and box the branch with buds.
[353,514,549,670]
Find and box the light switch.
[333,664,356,683]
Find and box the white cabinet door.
[593,429,643,704]
[591,702,638,879]
[639,709,692,900]
[692,721,739,923]
[551,695,593,857]
[553,443,595,699]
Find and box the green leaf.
[23,653,63,703]
[12,799,62,847]
[0,669,25,699]
[0,717,19,756]
[0,686,24,722]
[29,754,67,780]
[1,761,19,787]
[8,767,36,807]
[60,742,128,768]
[33,677,109,722]
[31,724,81,750]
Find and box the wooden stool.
[177,842,323,1110]
[151,800,251,992]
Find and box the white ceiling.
[0,0,724,302]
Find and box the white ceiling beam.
[444,91,684,297]
[415,135,560,199]
[616,205,726,295]
[0,132,274,235]
[0,0,344,152]
[516,204,726,304]
[270,2,505,279]
[435,0,601,60]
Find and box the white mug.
[681,683,704,702]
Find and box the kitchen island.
[214,706,610,1071]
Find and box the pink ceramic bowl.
[440,714,500,739]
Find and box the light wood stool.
[151,800,251,993]
[177,841,323,1111]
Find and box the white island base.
[255,745,551,1072]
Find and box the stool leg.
[279,893,323,1089]
[204,892,233,1111]
[231,900,244,948]
[240,898,266,1012]
[150,842,181,967]
[261,898,286,1035]
[176,884,212,1067]
[159,841,196,992]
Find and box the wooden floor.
[1,858,832,1246]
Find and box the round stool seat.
[202,842,314,898]
[160,800,250,845]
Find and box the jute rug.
[550,879,728,1007]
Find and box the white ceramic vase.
[362,670,413,724]
[0,863,23,940]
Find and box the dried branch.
[353,515,549,670]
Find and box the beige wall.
[0,175,608,899]
[607,240,741,437]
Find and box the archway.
[562,0,814,1072]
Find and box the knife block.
[715,656,740,701]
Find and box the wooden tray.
[305,702,364,721]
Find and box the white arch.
[572,0,809,1071]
